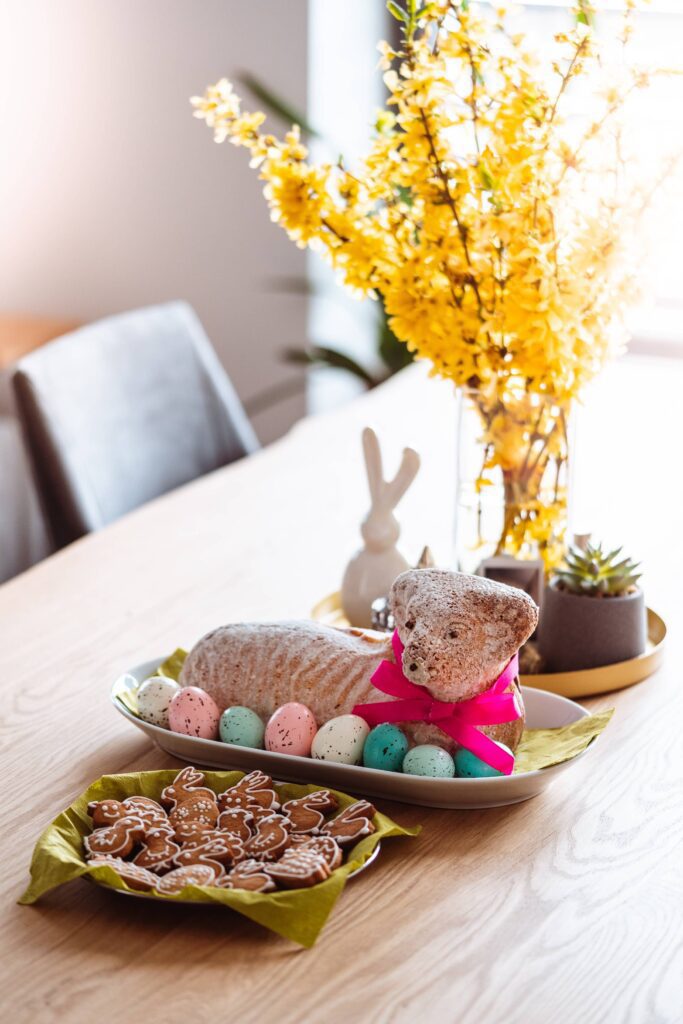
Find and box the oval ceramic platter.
[112,658,595,810]
[311,594,666,699]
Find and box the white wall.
[0,0,309,443]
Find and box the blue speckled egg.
[453,743,513,778]
[219,706,265,748]
[363,724,409,772]
[403,744,455,778]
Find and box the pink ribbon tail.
[352,630,522,775]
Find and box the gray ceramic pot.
[537,582,647,672]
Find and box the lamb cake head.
[390,568,538,702]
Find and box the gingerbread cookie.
[265,848,331,889]
[88,856,158,892]
[155,864,219,894]
[249,806,280,823]
[161,766,216,810]
[87,799,128,828]
[243,814,291,862]
[123,796,168,830]
[133,826,180,873]
[282,790,339,834]
[216,807,254,841]
[172,820,216,844]
[84,816,147,859]
[321,801,377,847]
[87,796,168,832]
[218,771,280,813]
[293,835,343,870]
[174,831,244,875]
[219,859,276,893]
[168,792,219,831]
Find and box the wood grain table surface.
[1,358,681,1024]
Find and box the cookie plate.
[111,658,595,809]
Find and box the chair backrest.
[12,301,258,548]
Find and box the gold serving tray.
[311,593,666,700]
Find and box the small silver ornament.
[370,546,436,632]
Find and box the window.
[518,2,683,354]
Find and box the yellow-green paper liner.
[19,770,419,948]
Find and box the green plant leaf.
[565,552,591,572]
[236,71,320,137]
[575,1,595,27]
[478,166,496,191]
[283,345,379,387]
[609,557,638,576]
[602,546,623,565]
[377,300,414,374]
[387,1,408,23]
[395,184,414,208]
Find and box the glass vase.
[454,387,572,576]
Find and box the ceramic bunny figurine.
[341,427,420,628]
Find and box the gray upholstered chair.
[12,301,258,549]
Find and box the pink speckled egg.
[264,702,318,757]
[168,687,220,740]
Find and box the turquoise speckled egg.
[219,706,265,748]
[363,724,409,772]
[453,743,513,778]
[403,744,455,778]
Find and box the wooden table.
[2,358,682,1024]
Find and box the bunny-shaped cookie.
[341,427,420,628]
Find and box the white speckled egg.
[311,714,370,765]
[403,744,455,778]
[265,702,317,757]
[136,676,181,728]
[168,686,220,740]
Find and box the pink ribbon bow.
[352,630,521,775]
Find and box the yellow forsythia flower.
[191,1,667,567]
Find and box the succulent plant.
[552,542,642,597]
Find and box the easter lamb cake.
[179,569,538,757]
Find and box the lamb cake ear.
[474,581,538,664]
[390,572,411,629]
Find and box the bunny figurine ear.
[362,427,420,510]
[384,447,420,510]
[362,427,384,505]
